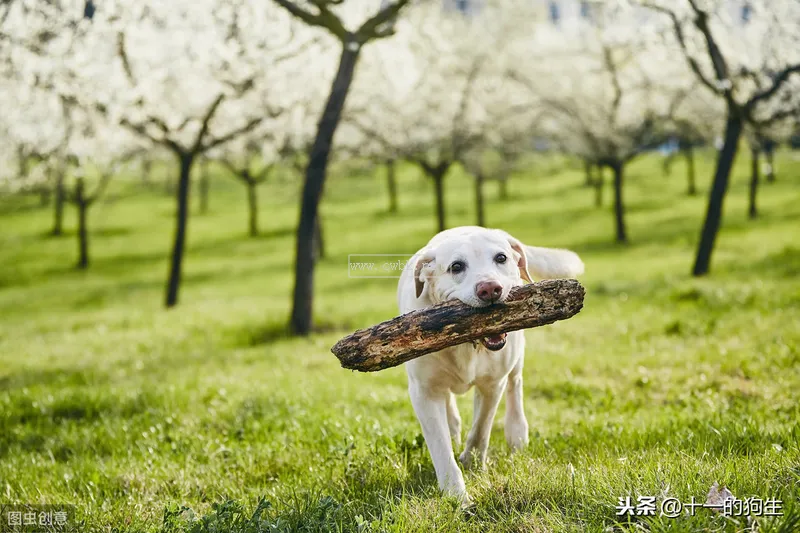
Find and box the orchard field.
[1,152,799,532]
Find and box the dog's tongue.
[485,334,505,343]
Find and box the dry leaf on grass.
[705,482,736,513]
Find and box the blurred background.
[0,1,799,532]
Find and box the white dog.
[397,226,584,502]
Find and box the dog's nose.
[476,281,503,303]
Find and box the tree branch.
[116,31,136,86]
[271,0,349,41]
[201,117,263,153]
[644,3,722,96]
[191,94,226,154]
[356,0,411,42]
[746,63,800,110]
[120,117,182,154]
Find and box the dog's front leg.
[409,382,467,500]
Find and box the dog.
[397,226,584,502]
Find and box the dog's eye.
[494,253,507,264]
[449,261,466,274]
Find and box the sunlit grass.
[0,150,798,532]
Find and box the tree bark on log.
[332,279,584,372]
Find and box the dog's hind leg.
[459,380,506,469]
[446,392,462,447]
[504,357,529,451]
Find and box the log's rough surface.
[332,279,585,372]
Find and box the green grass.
[0,150,799,532]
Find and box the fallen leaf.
[705,482,736,512]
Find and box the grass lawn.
[0,150,799,532]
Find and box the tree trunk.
[142,159,153,187]
[165,152,194,308]
[433,171,446,232]
[692,114,743,277]
[583,161,593,187]
[247,179,258,237]
[748,147,760,219]
[475,171,486,227]
[75,178,89,270]
[611,162,627,243]
[685,145,697,196]
[290,44,360,335]
[198,161,210,215]
[52,170,65,236]
[765,145,776,183]
[594,166,604,208]
[498,176,509,201]
[313,216,325,262]
[386,158,398,213]
[662,152,675,177]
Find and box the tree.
[513,5,672,243]
[197,158,211,215]
[746,133,760,219]
[385,158,398,213]
[663,84,725,196]
[218,139,277,237]
[57,0,312,306]
[0,82,71,233]
[743,117,795,219]
[69,170,109,269]
[645,0,800,275]
[272,0,413,335]
[349,1,540,232]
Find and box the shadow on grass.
[158,445,441,533]
[239,318,353,347]
[0,390,151,460]
[160,495,347,533]
[741,246,800,279]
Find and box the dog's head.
[413,228,532,308]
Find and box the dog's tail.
[524,246,584,279]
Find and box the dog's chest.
[429,335,522,394]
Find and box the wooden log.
[331,279,585,372]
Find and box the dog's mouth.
[480,333,507,351]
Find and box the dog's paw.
[459,448,487,471]
[442,481,470,508]
[505,418,529,451]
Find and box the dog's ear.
[507,237,533,284]
[414,250,436,298]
